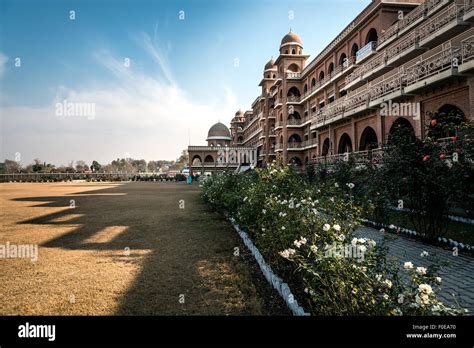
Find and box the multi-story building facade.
[189,0,474,173]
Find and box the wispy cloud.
[1,35,238,165]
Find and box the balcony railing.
[287,95,301,103]
[286,72,301,79]
[356,41,377,62]
[404,44,459,88]
[461,36,474,63]
[302,138,318,148]
[287,141,303,149]
[287,118,303,126]
[370,71,404,101]
[344,88,370,113]
[313,148,384,165]
[275,143,284,151]
[385,30,419,63]
[418,2,462,45]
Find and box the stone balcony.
[356,41,377,63]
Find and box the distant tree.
[91,160,101,172]
[177,150,189,165]
[147,161,159,172]
[4,159,22,173]
[75,160,88,172]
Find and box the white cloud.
[0,38,239,166]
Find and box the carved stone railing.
[286,72,301,79]
[287,142,303,149]
[404,44,459,87]
[386,30,418,62]
[356,41,377,62]
[378,22,399,47]
[370,71,404,101]
[287,118,303,125]
[466,0,473,13]
[287,95,301,103]
[461,36,474,64]
[418,2,462,44]
[344,88,370,112]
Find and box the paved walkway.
[356,226,474,313]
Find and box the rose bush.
[201,163,467,315]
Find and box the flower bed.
[201,164,467,315]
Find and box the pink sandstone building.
[189,0,474,174]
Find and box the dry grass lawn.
[0,182,277,315]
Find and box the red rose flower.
[452,136,457,141]
[439,153,446,160]
[423,155,430,161]
[431,119,437,126]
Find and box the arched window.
[311,77,316,87]
[303,84,308,93]
[287,63,300,72]
[365,28,378,44]
[192,155,202,166]
[328,63,334,75]
[322,138,330,156]
[291,48,296,54]
[339,53,347,67]
[319,71,325,81]
[351,43,359,58]
[288,134,302,143]
[287,86,301,97]
[204,155,214,163]
[359,127,378,151]
[338,133,353,154]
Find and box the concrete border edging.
[229,218,310,316]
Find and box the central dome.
[207,122,232,141]
[281,30,302,46]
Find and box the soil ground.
[0,182,289,315]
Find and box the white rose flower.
[323,224,330,231]
[310,245,318,253]
[416,267,427,275]
[382,294,389,300]
[404,261,414,270]
[334,183,339,188]
[333,224,341,232]
[383,279,393,289]
[436,277,442,284]
[420,251,429,257]
[418,284,433,295]
[398,294,404,304]
[346,183,355,189]
[293,240,302,248]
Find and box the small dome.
[235,109,244,116]
[264,58,276,70]
[207,122,232,141]
[281,30,302,46]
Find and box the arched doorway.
[338,133,353,154]
[289,156,302,166]
[428,104,466,139]
[365,28,378,44]
[204,155,214,164]
[287,86,301,97]
[192,155,202,166]
[359,127,379,150]
[288,134,302,146]
[322,138,330,156]
[351,43,359,58]
[389,117,415,136]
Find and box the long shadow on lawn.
[13,183,259,315]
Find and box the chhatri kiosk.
[188,122,256,176]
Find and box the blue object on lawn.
[187,176,193,184]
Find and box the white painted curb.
[229,218,310,316]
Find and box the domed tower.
[207,122,232,147]
[263,58,277,79]
[280,30,303,55]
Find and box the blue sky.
[0,0,370,165]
